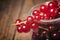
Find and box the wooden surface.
[0,0,40,40]
[0,0,60,40]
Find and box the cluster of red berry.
[15,17,39,33]
[15,0,60,33]
[32,1,60,20]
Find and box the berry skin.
[17,26,22,33]
[40,5,48,13]
[21,24,30,33]
[32,10,40,16]
[27,16,34,22]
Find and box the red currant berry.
[17,26,22,33]
[52,32,60,39]
[27,16,34,22]
[15,19,21,26]
[32,10,40,16]
[48,8,57,17]
[21,24,30,33]
[16,19,21,23]
[40,5,48,13]
[48,2,55,8]
[31,22,39,31]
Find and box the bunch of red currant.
[15,0,60,33]
[15,17,39,33]
[32,0,60,20]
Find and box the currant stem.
[12,21,26,26]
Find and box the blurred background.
[0,0,60,40]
